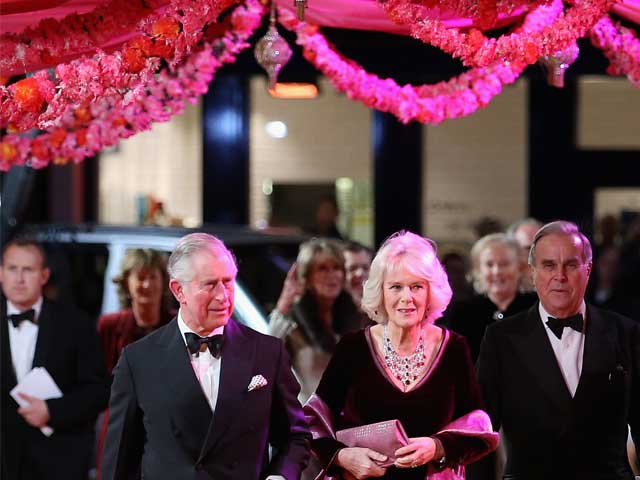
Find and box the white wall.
[99,101,203,226]
[423,79,529,244]
[577,76,640,149]
[249,76,373,243]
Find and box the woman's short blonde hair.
[361,231,452,325]
[469,233,520,294]
[296,238,345,287]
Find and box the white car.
[21,224,304,333]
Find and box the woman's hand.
[394,436,437,469]
[336,447,388,479]
[275,263,303,315]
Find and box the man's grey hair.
[528,221,592,266]
[506,217,543,237]
[167,233,237,283]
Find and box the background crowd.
[1,213,639,479]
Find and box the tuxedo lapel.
[510,306,572,411]
[1,301,18,388]
[198,319,255,462]
[573,306,617,403]
[157,320,214,461]
[32,299,55,368]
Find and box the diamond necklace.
[383,323,425,387]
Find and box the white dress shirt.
[539,302,586,397]
[7,297,43,382]
[177,313,223,412]
[177,315,285,480]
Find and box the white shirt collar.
[7,297,44,322]
[177,309,224,346]
[538,300,586,330]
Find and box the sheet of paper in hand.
[10,367,63,437]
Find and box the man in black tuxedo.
[102,233,310,480]
[476,220,639,479]
[1,237,110,479]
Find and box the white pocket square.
[247,374,268,392]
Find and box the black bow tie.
[8,309,36,328]
[546,314,583,339]
[184,332,224,358]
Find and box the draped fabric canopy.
[1,0,639,170]
[3,0,639,77]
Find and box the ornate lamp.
[254,3,293,90]
[539,42,580,88]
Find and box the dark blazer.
[101,317,311,480]
[443,292,537,363]
[1,298,110,479]
[476,303,640,479]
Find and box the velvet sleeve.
[431,333,494,468]
[308,333,361,470]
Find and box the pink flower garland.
[378,0,613,68]
[590,15,640,87]
[278,7,534,124]
[0,0,265,171]
[0,0,240,133]
[0,0,169,77]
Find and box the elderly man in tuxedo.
[476,220,639,479]
[102,233,310,480]
[1,237,109,479]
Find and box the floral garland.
[276,2,573,124]
[378,0,613,68]
[0,0,168,77]
[0,0,240,133]
[0,0,265,170]
[590,15,640,87]
[419,0,542,30]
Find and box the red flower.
[76,128,89,146]
[40,49,59,66]
[0,142,18,163]
[122,44,147,73]
[524,41,539,63]
[49,128,67,148]
[31,137,51,160]
[152,18,181,40]
[112,116,128,127]
[74,105,92,126]
[467,29,485,52]
[12,78,45,113]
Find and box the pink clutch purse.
[336,419,409,468]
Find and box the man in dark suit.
[476,220,639,479]
[1,237,110,479]
[101,233,310,480]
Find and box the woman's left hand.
[394,437,437,469]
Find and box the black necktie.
[546,314,583,339]
[184,332,224,358]
[8,309,36,328]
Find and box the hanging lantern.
[539,42,580,88]
[254,4,292,90]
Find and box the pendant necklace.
[383,323,425,387]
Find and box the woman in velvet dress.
[443,233,536,363]
[269,238,366,401]
[305,231,498,480]
[95,249,175,478]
